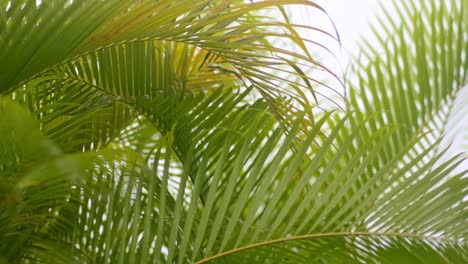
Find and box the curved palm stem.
[194,231,462,264]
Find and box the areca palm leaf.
[0,98,179,263]
[195,234,468,263]
[332,0,468,254]
[10,75,137,152]
[15,89,294,262]
[66,110,465,263]
[3,0,337,157]
[0,0,131,90]
[348,0,468,169]
[1,98,465,263]
[0,98,96,262]
[67,147,183,264]
[69,100,463,262]
[2,0,336,117]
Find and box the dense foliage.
[0,0,467,263]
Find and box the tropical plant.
[0,0,467,263]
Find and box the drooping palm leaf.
[348,0,468,169]
[3,0,338,157]
[63,108,466,263]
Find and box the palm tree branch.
[194,231,467,264]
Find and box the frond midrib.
[193,231,466,264]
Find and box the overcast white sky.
[318,0,382,53]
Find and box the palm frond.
[348,0,468,167]
[0,98,97,262]
[11,75,136,152]
[2,0,338,118]
[193,233,468,264]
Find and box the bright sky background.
[318,0,383,55]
